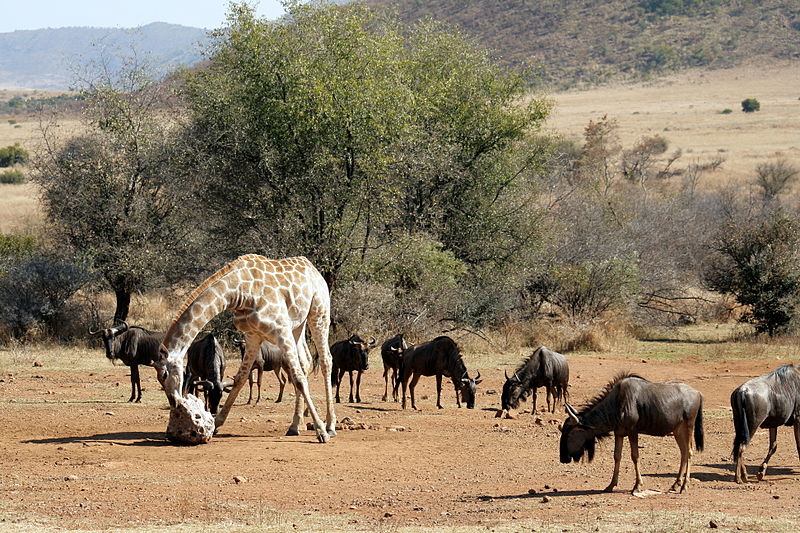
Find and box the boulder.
[166,394,215,445]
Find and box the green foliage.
[0,144,30,167]
[0,168,25,183]
[0,93,84,115]
[741,98,761,112]
[639,0,721,16]
[0,254,89,338]
[705,211,800,335]
[721,108,733,114]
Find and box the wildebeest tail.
[694,397,704,452]
[730,388,751,460]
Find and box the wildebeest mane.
[577,372,649,440]
[110,326,163,366]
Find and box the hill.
[363,0,800,87]
[0,23,210,90]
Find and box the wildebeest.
[380,333,409,402]
[396,335,481,410]
[730,364,800,483]
[499,345,569,418]
[89,322,161,402]
[183,333,230,415]
[331,335,376,403]
[233,338,288,404]
[560,373,704,494]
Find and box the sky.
[0,0,287,33]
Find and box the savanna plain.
[2,63,800,532]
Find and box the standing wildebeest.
[183,333,230,415]
[560,373,704,494]
[90,322,160,402]
[499,345,569,418]
[396,335,481,410]
[331,335,376,403]
[233,338,288,405]
[380,333,409,402]
[730,364,800,483]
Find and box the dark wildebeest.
[498,345,569,418]
[730,364,800,483]
[380,333,409,402]
[560,373,704,494]
[396,335,481,410]
[89,322,160,402]
[183,333,231,415]
[330,334,376,403]
[233,338,288,405]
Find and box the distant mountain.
[0,23,210,90]
[363,0,800,88]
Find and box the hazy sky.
[1,1,286,33]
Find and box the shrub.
[0,144,29,167]
[741,98,760,113]
[0,233,37,272]
[0,254,90,338]
[720,108,733,114]
[0,168,25,183]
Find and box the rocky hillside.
[363,0,800,87]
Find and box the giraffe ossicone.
[154,255,336,444]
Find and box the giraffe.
[153,254,336,443]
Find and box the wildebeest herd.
[93,320,800,494]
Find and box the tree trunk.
[113,288,131,325]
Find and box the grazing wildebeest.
[233,338,288,404]
[560,373,704,494]
[183,333,231,415]
[730,364,800,484]
[380,333,409,402]
[498,345,569,418]
[396,335,481,410]
[90,322,160,402]
[331,334,376,403]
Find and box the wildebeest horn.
[368,336,376,346]
[111,321,129,336]
[513,371,521,382]
[222,381,234,393]
[474,371,481,381]
[88,325,104,336]
[565,403,580,423]
[504,369,510,380]
[193,380,212,392]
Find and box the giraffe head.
[154,343,185,408]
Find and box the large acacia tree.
[180,1,550,300]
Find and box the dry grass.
[546,61,800,190]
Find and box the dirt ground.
[1,346,799,532]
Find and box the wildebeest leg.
[245,368,255,405]
[129,364,141,402]
[409,373,422,410]
[795,422,800,460]
[605,434,624,492]
[334,369,344,403]
[669,421,692,493]
[530,387,537,414]
[355,370,362,403]
[629,433,644,493]
[734,440,749,484]
[274,369,285,403]
[546,385,554,413]
[382,366,390,402]
[391,368,399,401]
[255,366,263,404]
[348,370,355,403]
[435,374,444,409]
[757,427,779,481]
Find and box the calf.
[396,335,481,410]
[380,333,409,402]
[331,335,375,403]
[233,338,288,404]
[183,333,231,415]
[499,345,569,418]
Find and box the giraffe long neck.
[162,276,236,360]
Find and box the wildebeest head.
[349,334,376,371]
[500,370,528,411]
[88,321,130,361]
[459,371,482,409]
[559,403,596,463]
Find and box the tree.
[741,98,760,113]
[32,57,198,324]
[705,211,800,336]
[0,144,29,167]
[179,2,550,306]
[755,158,799,202]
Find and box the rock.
[709,519,719,528]
[64,475,78,482]
[383,512,393,518]
[485,390,497,395]
[233,476,247,484]
[541,495,551,503]
[33,361,43,367]
[385,426,406,432]
[166,394,215,445]
[534,417,544,426]
[104,411,115,416]
[341,417,354,425]
[528,488,537,495]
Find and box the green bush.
[0,144,29,167]
[0,168,25,183]
[720,108,733,114]
[741,98,760,113]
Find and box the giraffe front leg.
[287,381,304,436]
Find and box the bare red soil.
[1,353,798,531]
